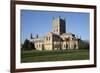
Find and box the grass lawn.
[21,49,89,63]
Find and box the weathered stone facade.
[30,17,79,50]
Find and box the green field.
[21,49,89,63]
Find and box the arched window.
[49,37,50,41]
[37,44,38,48]
[39,44,40,47]
[66,44,68,49]
[64,44,66,48]
[74,44,76,49]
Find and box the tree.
[79,39,89,49]
[22,39,29,49]
[21,39,35,50]
[28,42,35,50]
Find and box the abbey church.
[30,17,79,50]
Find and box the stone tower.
[52,16,66,35]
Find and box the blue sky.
[21,10,89,43]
